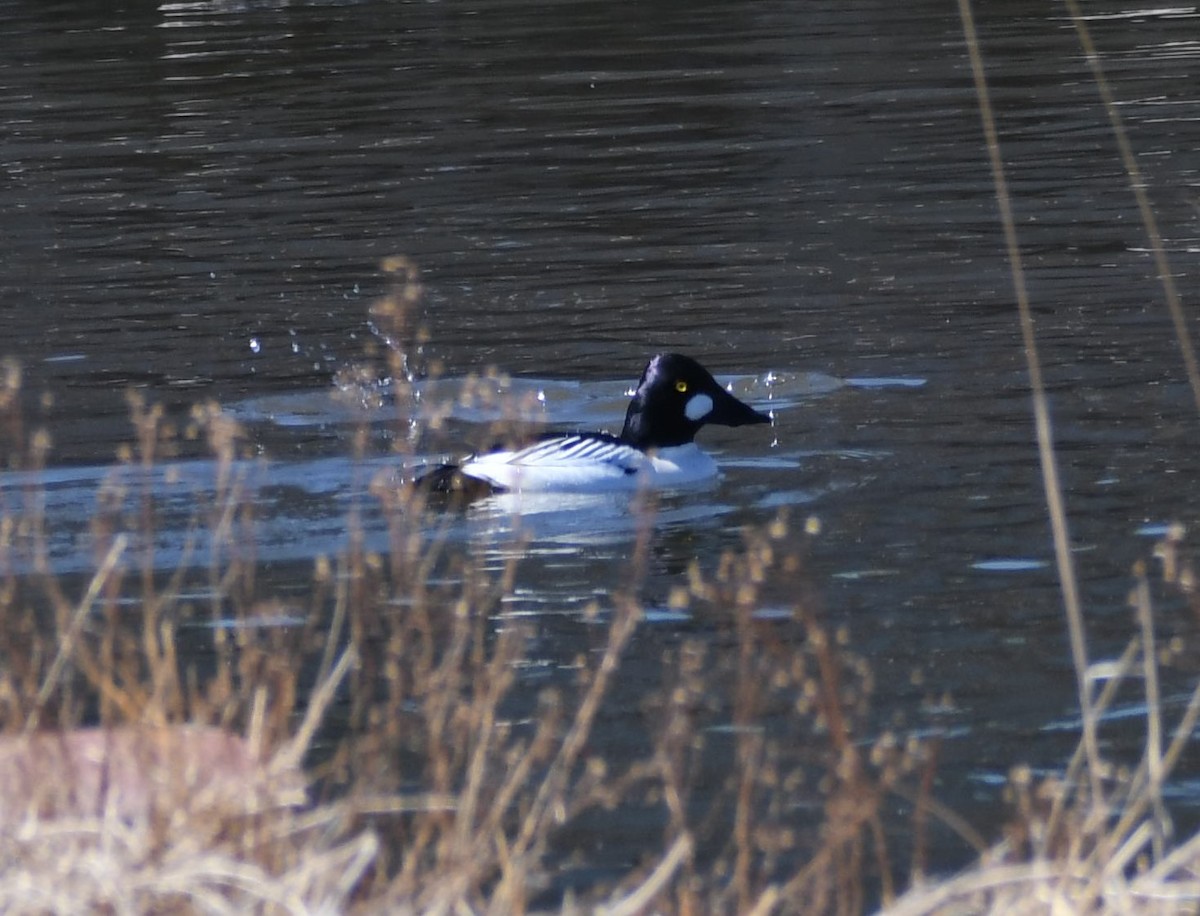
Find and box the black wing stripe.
[559,437,595,460]
[514,434,644,470]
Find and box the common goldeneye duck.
[415,353,771,498]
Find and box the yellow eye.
[675,380,688,393]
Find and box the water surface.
[2,0,1200,888]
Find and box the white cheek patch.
[684,393,714,421]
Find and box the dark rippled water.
[3,0,1200,888]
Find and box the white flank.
[459,437,718,493]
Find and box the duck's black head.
[619,353,771,450]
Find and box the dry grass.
[0,264,945,914]
[884,527,1200,915]
[0,359,375,914]
[2,257,1199,914]
[876,2,1200,914]
[0,259,960,916]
